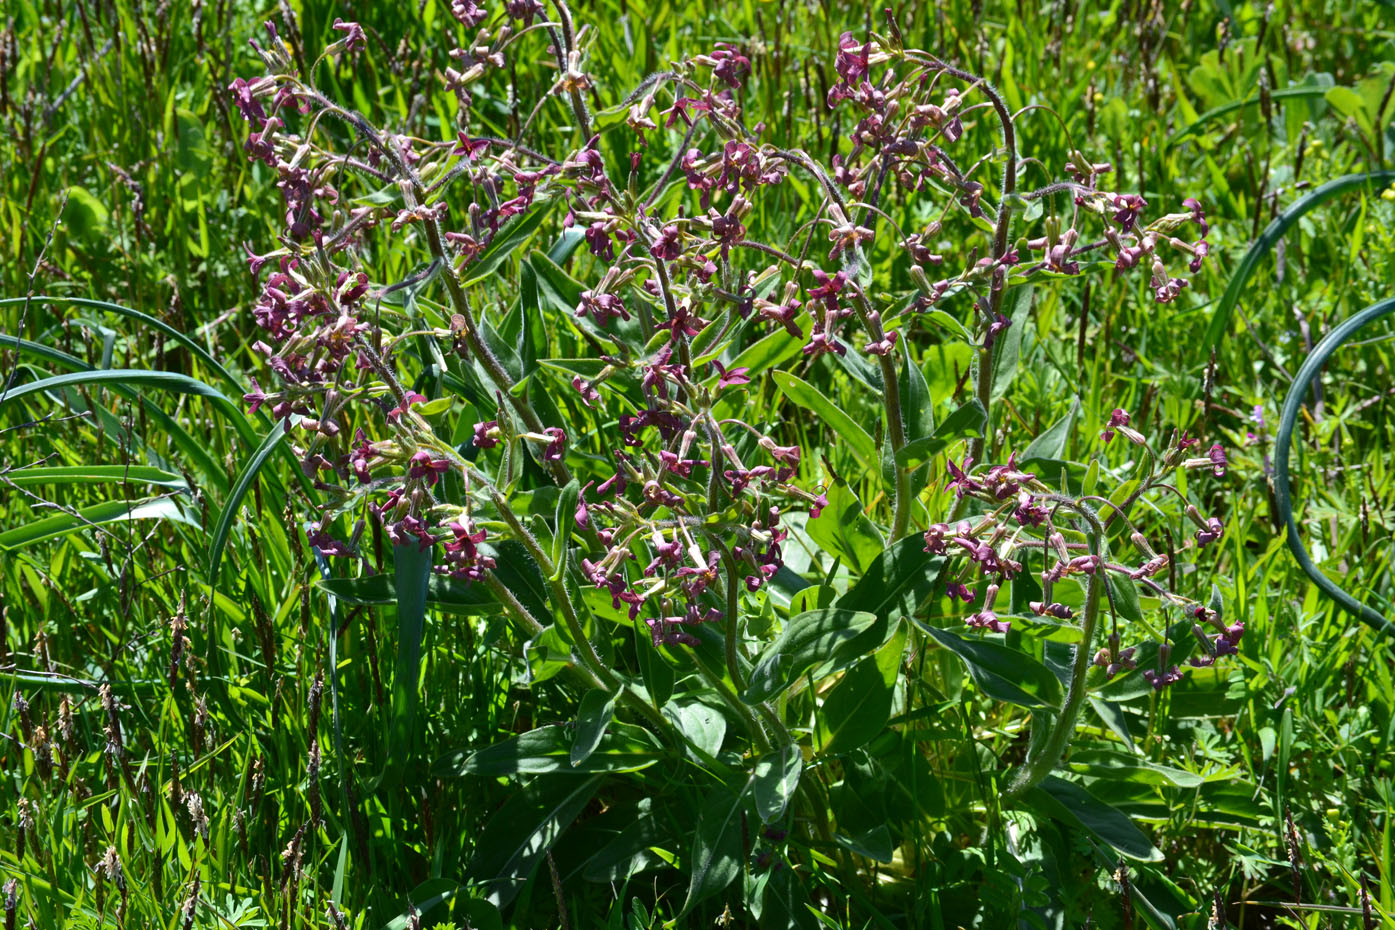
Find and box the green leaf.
[1021,397,1080,462]
[553,479,580,578]
[494,540,550,626]
[990,284,1032,401]
[1029,775,1164,862]
[439,724,661,776]
[315,572,497,613]
[61,186,109,238]
[805,481,884,573]
[581,804,667,882]
[918,623,1062,709]
[898,337,935,442]
[838,535,943,624]
[467,774,603,908]
[1106,574,1144,624]
[0,497,195,551]
[386,540,433,783]
[0,465,187,489]
[207,420,288,594]
[462,203,553,286]
[760,860,817,930]
[570,690,617,767]
[1205,171,1395,352]
[817,657,892,756]
[528,251,586,314]
[681,776,756,916]
[772,371,878,471]
[753,740,803,824]
[1066,749,1205,788]
[834,825,894,863]
[723,317,811,381]
[663,701,727,759]
[894,398,987,468]
[742,608,880,704]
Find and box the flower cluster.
[927,408,1233,691]
[228,13,1221,682]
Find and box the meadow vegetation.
[4,2,1395,927]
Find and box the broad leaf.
[894,399,987,468]
[439,724,661,776]
[467,774,603,907]
[753,740,803,824]
[680,776,755,916]
[817,657,892,756]
[772,371,878,471]
[1029,775,1164,862]
[743,609,879,704]
[570,689,617,767]
[918,623,1062,709]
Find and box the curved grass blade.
[1,368,259,446]
[387,539,433,785]
[1165,85,1330,149]
[2,465,187,489]
[1205,171,1395,353]
[1274,295,1395,635]
[206,419,287,593]
[0,496,195,550]
[0,338,230,490]
[0,295,241,392]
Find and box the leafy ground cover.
[4,1,1395,927]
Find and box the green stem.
[1003,504,1104,801]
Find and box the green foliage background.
[4,0,1395,927]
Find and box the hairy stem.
[1003,501,1104,800]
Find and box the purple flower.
[710,43,751,88]
[442,521,496,582]
[449,0,488,26]
[965,609,1010,634]
[1208,443,1227,477]
[306,522,354,558]
[650,224,683,261]
[923,523,950,555]
[1189,240,1209,273]
[572,376,601,407]
[542,427,567,462]
[866,332,899,356]
[228,78,268,123]
[472,420,500,449]
[1100,408,1130,444]
[585,222,615,261]
[1143,665,1185,690]
[1195,516,1224,547]
[947,582,976,603]
[709,360,750,390]
[1183,197,1209,237]
[578,291,629,325]
[408,451,451,486]
[451,132,490,161]
[1030,601,1074,620]
[1110,193,1147,233]
[808,270,847,304]
[331,19,367,54]
[346,429,375,483]
[504,0,545,24]
[833,32,870,86]
[985,313,1011,349]
[945,457,980,497]
[386,393,427,422]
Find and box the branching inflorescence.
[228,4,1227,800]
